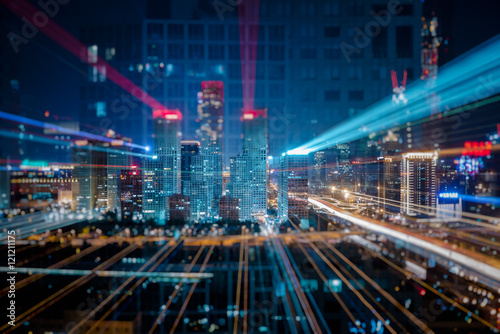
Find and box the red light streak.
[239,1,261,111]
[2,0,169,115]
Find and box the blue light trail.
[289,35,500,155]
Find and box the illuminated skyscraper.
[180,140,200,196]
[227,155,252,221]
[71,140,108,212]
[142,109,182,224]
[142,156,166,223]
[242,109,268,217]
[278,154,309,225]
[401,152,437,216]
[120,168,143,221]
[378,156,402,213]
[107,136,132,220]
[153,109,181,196]
[195,81,224,218]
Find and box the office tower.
[71,140,110,212]
[378,156,402,213]
[401,152,437,216]
[196,81,224,218]
[169,193,191,222]
[180,140,200,196]
[107,136,132,219]
[119,169,143,221]
[278,154,309,225]
[153,109,182,195]
[310,151,326,194]
[331,143,354,191]
[142,156,166,223]
[142,109,182,224]
[227,155,252,221]
[219,195,239,221]
[71,141,92,211]
[242,109,268,216]
[91,143,109,211]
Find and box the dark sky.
[9,0,500,121]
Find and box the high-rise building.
[378,156,402,213]
[227,155,252,221]
[278,154,309,225]
[310,151,326,194]
[71,141,93,212]
[180,140,200,196]
[107,137,132,219]
[242,109,268,216]
[120,169,143,220]
[142,156,166,223]
[194,81,224,218]
[153,109,182,196]
[142,109,182,224]
[401,152,437,216]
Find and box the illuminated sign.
[75,139,88,146]
[153,109,182,121]
[438,193,458,199]
[462,141,492,157]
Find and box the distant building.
[242,109,268,217]
[142,156,166,223]
[180,140,200,196]
[278,154,309,225]
[120,169,143,220]
[219,195,239,221]
[192,81,224,219]
[10,168,72,209]
[401,152,437,216]
[168,193,191,222]
[378,156,402,213]
[227,155,252,221]
[142,109,181,224]
[310,151,326,194]
[107,136,132,219]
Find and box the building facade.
[401,152,437,216]
[278,154,309,225]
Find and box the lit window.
[87,45,98,64]
[96,102,106,117]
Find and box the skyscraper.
[242,109,268,216]
[120,168,143,221]
[107,136,132,219]
[153,109,182,197]
[194,81,224,218]
[71,140,108,212]
[227,155,252,221]
[180,140,200,196]
[378,156,402,214]
[142,109,181,224]
[401,152,437,216]
[278,154,309,225]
